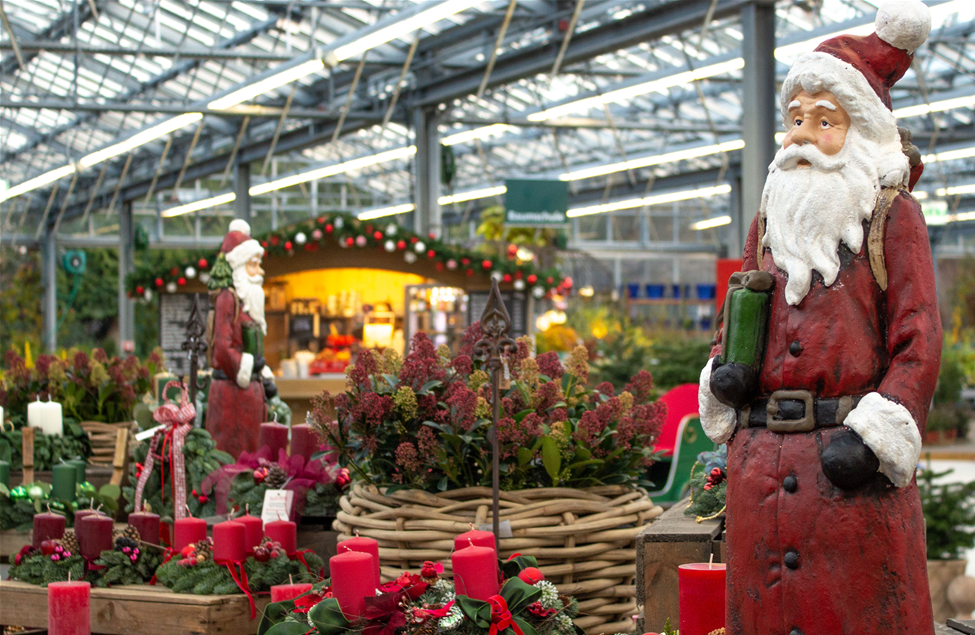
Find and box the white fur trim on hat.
[781,52,900,145]
[876,0,931,54]
[237,352,255,389]
[843,392,921,488]
[698,357,736,445]
[226,238,264,271]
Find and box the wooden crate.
[0,580,271,635]
[635,499,725,632]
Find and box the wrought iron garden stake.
[181,294,209,409]
[473,279,518,549]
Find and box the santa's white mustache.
[772,142,847,172]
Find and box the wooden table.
[0,580,271,634]
[635,499,725,632]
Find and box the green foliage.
[0,487,40,531]
[647,336,713,391]
[207,254,234,291]
[313,329,667,493]
[936,341,968,406]
[0,422,91,471]
[123,427,233,520]
[93,545,164,587]
[9,552,86,585]
[919,466,975,560]
[0,247,43,355]
[156,552,322,595]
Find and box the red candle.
[454,528,496,554]
[48,580,90,635]
[329,551,374,618]
[32,512,66,549]
[236,513,264,551]
[290,424,319,461]
[76,514,113,560]
[127,511,160,544]
[678,563,726,635]
[337,536,381,587]
[259,422,289,458]
[72,509,104,526]
[265,519,297,554]
[213,520,246,562]
[270,582,313,603]
[451,545,500,601]
[173,516,208,552]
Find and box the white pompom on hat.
[228,218,251,236]
[876,0,932,54]
[221,229,263,270]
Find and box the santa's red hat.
[780,0,931,141]
[221,220,263,270]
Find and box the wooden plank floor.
[0,580,270,635]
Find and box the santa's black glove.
[709,359,759,410]
[820,427,880,490]
[253,354,266,375]
[263,377,278,400]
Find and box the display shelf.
[625,299,715,306]
[275,375,346,400]
[0,580,271,635]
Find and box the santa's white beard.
[760,128,900,306]
[232,268,267,335]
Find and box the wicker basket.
[334,483,664,634]
[80,421,138,466]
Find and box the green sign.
[504,179,569,226]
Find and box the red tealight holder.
[678,562,726,635]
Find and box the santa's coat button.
[790,629,803,635]
[789,340,802,356]
[782,475,797,493]
[784,550,800,570]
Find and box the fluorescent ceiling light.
[773,23,874,60]
[441,124,513,146]
[357,202,416,220]
[333,0,484,62]
[923,146,975,164]
[936,183,975,197]
[439,185,506,205]
[528,59,744,122]
[80,113,203,168]
[250,146,417,195]
[0,164,76,203]
[925,210,975,226]
[914,191,929,199]
[690,215,732,230]
[561,139,744,181]
[893,94,975,119]
[161,192,236,218]
[566,184,731,218]
[209,59,325,110]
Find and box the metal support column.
[42,228,57,352]
[727,176,743,258]
[413,108,442,237]
[234,162,252,225]
[118,201,136,353]
[740,0,777,248]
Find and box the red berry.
[503,274,512,283]
[261,241,268,248]
[482,259,492,269]
[547,277,554,284]
[397,240,406,250]
[374,231,383,240]
[177,277,186,286]
[317,216,326,224]
[515,271,523,279]
[284,241,293,251]
[466,269,474,276]
[135,286,144,295]
[410,236,419,244]
[191,489,197,496]
[170,267,180,276]
[518,567,545,584]
[325,224,334,233]
[270,236,280,246]
[461,258,470,266]
[155,277,164,287]
[41,540,56,556]
[198,494,208,504]
[345,237,354,247]
[527,274,537,284]
[198,258,208,269]
[427,250,436,259]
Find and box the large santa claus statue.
[698,1,940,633]
[206,219,277,458]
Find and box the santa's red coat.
[206,288,266,459]
[722,192,941,635]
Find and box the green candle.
[66,459,87,484]
[51,463,76,502]
[0,459,9,488]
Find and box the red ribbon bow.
[488,596,524,635]
[133,381,194,521]
[214,558,256,620]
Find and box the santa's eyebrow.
[815,100,837,111]
[788,100,801,110]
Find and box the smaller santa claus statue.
[205,219,277,458]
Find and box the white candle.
[43,400,64,437]
[27,398,44,431]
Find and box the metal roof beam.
[0,0,99,76]
[0,41,295,61]
[0,99,385,120]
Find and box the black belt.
[738,390,862,433]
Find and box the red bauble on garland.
[155,277,164,287]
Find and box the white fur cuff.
[698,358,736,445]
[261,365,275,380]
[237,353,255,389]
[843,392,921,487]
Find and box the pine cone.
[115,525,142,543]
[59,531,80,556]
[193,538,213,562]
[265,463,288,489]
[414,620,437,635]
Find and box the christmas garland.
[0,420,92,471]
[122,427,233,521]
[684,448,727,522]
[154,538,324,595]
[0,480,121,531]
[125,213,571,300]
[257,555,585,635]
[8,526,163,587]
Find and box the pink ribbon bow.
[133,381,194,521]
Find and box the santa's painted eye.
[820,120,830,129]
[794,119,802,127]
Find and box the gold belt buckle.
[766,390,815,433]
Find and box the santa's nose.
[790,123,816,146]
